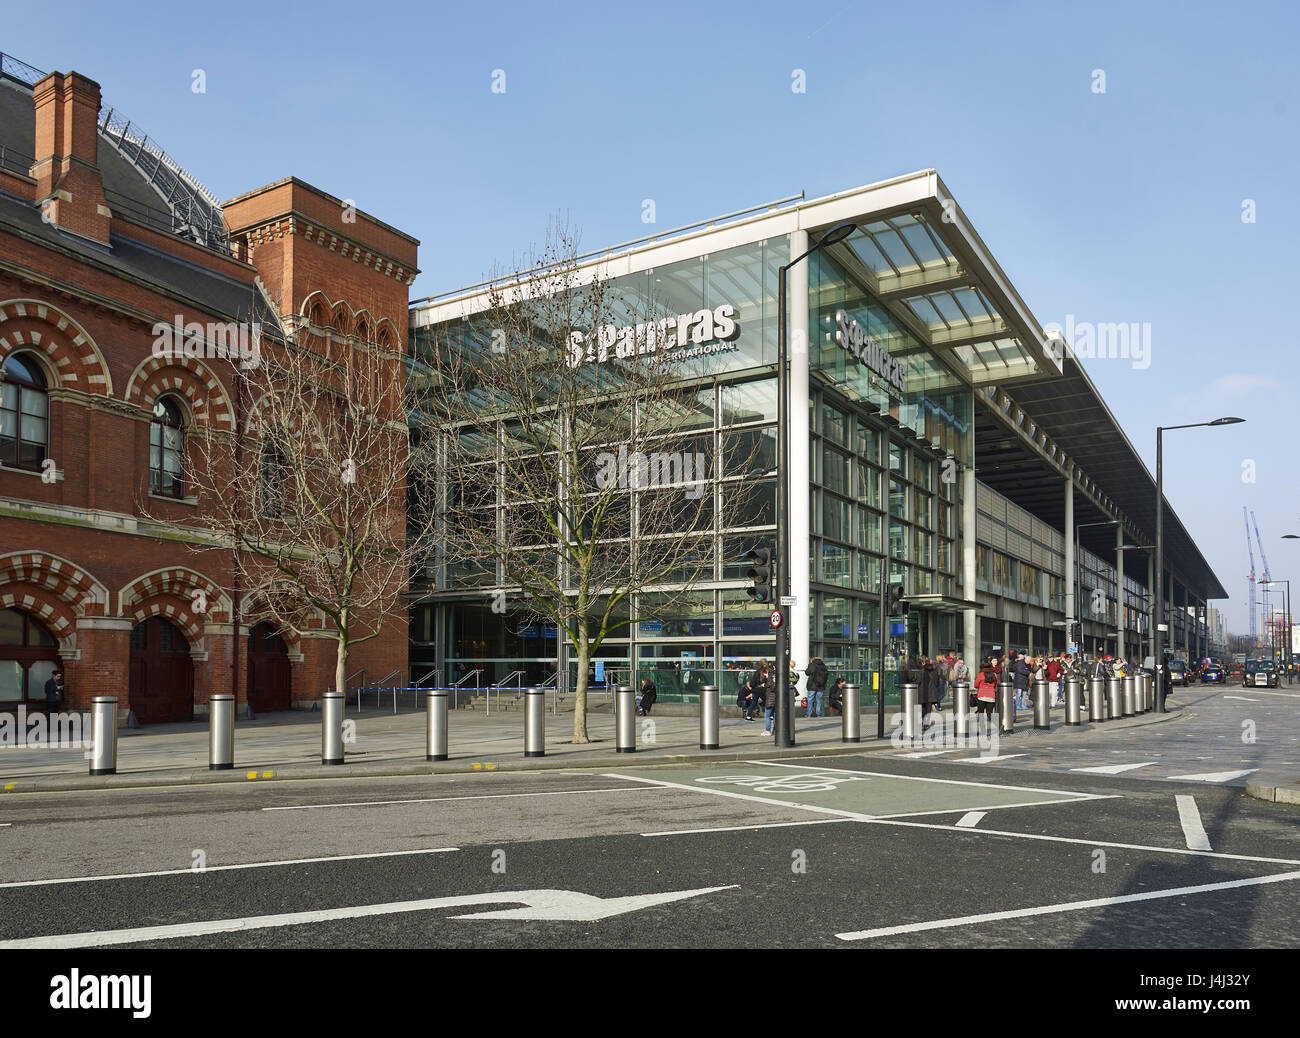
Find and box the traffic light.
[887,583,909,616]
[746,546,773,604]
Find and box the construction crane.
[1252,510,1273,583]
[1245,507,1257,641]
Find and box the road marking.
[851,816,1300,866]
[835,870,1300,941]
[642,818,853,837]
[1222,696,1258,702]
[1231,689,1300,698]
[1175,795,1212,851]
[0,885,740,949]
[954,812,985,828]
[0,847,460,890]
[1070,762,1159,775]
[745,759,1106,801]
[952,754,1027,764]
[1165,769,1258,783]
[261,786,658,812]
[893,750,958,758]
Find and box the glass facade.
[409,229,977,702]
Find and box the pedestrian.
[1013,651,1031,711]
[828,675,846,714]
[950,654,970,686]
[738,664,763,721]
[638,677,656,716]
[974,657,998,730]
[919,656,941,730]
[936,653,950,708]
[806,656,829,718]
[762,662,779,735]
[1047,654,1063,705]
[44,666,65,715]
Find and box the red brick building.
[0,54,419,723]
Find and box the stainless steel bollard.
[1122,675,1136,717]
[321,691,345,765]
[997,678,1016,734]
[89,696,117,776]
[1139,673,1150,713]
[616,685,636,753]
[426,689,448,761]
[1065,676,1083,726]
[524,687,545,757]
[1089,677,1107,721]
[951,680,970,742]
[901,682,919,744]
[1032,679,1051,730]
[699,685,719,750]
[842,683,861,743]
[209,693,234,771]
[1107,676,1123,721]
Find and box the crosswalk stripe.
[1165,769,1258,783]
[954,754,1027,764]
[1175,795,1212,851]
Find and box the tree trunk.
[572,623,590,744]
[334,635,348,708]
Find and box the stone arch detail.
[120,567,230,624]
[124,355,235,429]
[0,552,108,618]
[0,299,113,394]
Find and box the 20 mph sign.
[769,610,783,629]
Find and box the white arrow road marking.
[1070,761,1159,775]
[955,812,986,828]
[0,886,739,949]
[954,754,1027,764]
[1222,696,1258,702]
[835,871,1300,941]
[1175,795,1212,851]
[1166,769,1258,783]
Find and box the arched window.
[0,607,60,705]
[1,352,49,471]
[259,431,289,518]
[149,396,186,498]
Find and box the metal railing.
[0,143,33,177]
[450,668,482,711]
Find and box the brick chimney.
[29,71,112,245]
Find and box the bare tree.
[419,220,762,743]
[146,305,437,702]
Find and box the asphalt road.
[1,746,1296,950]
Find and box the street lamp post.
[775,221,856,748]
[1154,418,1244,710]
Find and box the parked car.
[1167,659,1190,687]
[1200,663,1224,684]
[1226,664,1245,681]
[1244,661,1279,689]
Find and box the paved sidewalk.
[0,700,1182,793]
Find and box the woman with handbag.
[973,657,998,731]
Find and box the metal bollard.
[1065,676,1083,726]
[524,687,545,757]
[1139,673,1150,713]
[616,685,636,753]
[1032,679,1051,730]
[699,685,719,750]
[1122,675,1136,717]
[321,691,345,765]
[951,680,970,742]
[998,678,1015,734]
[89,696,117,776]
[209,693,234,771]
[1089,678,1107,722]
[426,690,448,761]
[842,683,861,743]
[1107,676,1123,721]
[901,681,919,744]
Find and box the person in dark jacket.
[919,657,941,729]
[638,678,657,716]
[44,667,65,713]
[805,657,829,717]
[739,665,764,721]
[828,675,846,714]
[1012,652,1031,710]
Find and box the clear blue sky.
[7,0,1297,634]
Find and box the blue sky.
[6,0,1297,633]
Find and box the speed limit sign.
[769,609,782,629]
